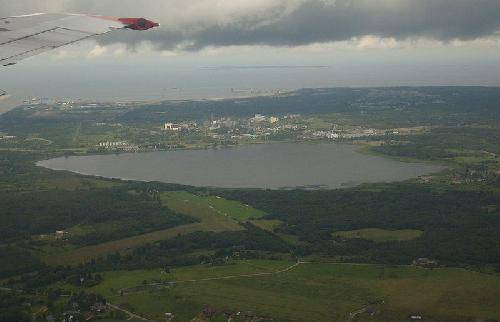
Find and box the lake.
[38,143,445,189]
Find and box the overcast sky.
[1,0,500,103]
[3,0,500,49]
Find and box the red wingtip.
[118,18,159,30]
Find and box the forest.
[219,183,500,266]
[117,87,500,125]
[0,187,195,245]
[1,87,500,321]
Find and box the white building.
[251,114,267,123]
[269,116,279,124]
[164,123,181,131]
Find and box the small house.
[413,258,438,268]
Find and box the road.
[347,307,368,322]
[118,261,306,295]
[72,122,82,144]
[347,300,385,322]
[107,302,152,321]
[111,261,307,320]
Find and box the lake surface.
[38,143,445,189]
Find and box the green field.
[251,219,304,245]
[333,228,424,242]
[162,191,266,222]
[42,191,248,265]
[42,223,208,266]
[251,219,283,231]
[88,260,500,322]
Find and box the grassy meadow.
[86,260,500,322]
[333,228,424,242]
[161,191,266,222]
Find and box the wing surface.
[0,13,125,66]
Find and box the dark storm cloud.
[3,0,500,50]
[95,0,500,50]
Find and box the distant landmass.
[200,65,330,70]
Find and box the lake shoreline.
[37,142,446,190]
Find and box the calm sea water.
[3,53,500,114]
[38,143,445,189]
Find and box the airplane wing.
[0,13,159,66]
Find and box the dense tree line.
[4,223,292,289]
[218,183,500,265]
[157,222,290,254]
[375,127,500,160]
[7,265,102,290]
[0,246,44,278]
[0,187,195,244]
[117,87,500,126]
[0,291,32,322]
[89,223,291,271]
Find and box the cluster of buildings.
[230,88,288,97]
[305,128,383,140]
[206,114,280,129]
[0,134,16,140]
[164,122,198,132]
[97,141,138,151]
[160,114,287,141]
[208,117,237,130]
[311,130,340,140]
[249,114,279,124]
[204,114,288,140]
[160,114,389,143]
[42,301,109,322]
[22,97,128,111]
[37,230,70,242]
